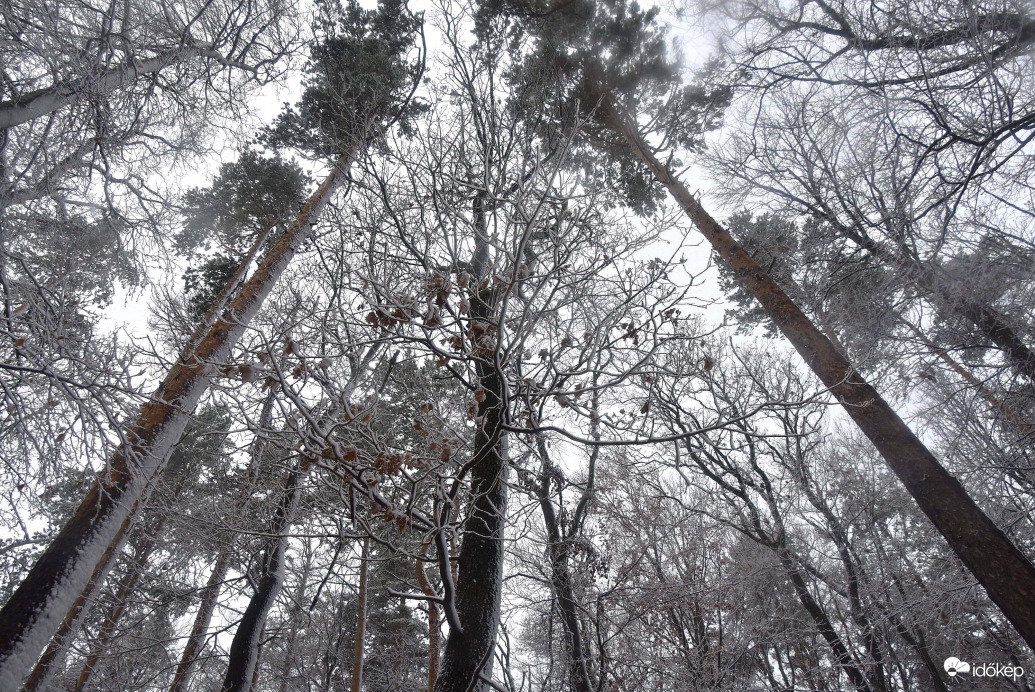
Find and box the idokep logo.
[943,657,1026,681]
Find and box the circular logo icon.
[944,657,971,677]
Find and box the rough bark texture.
[220,467,305,692]
[0,151,355,690]
[349,537,369,692]
[433,388,507,692]
[602,100,1035,651]
[434,227,509,692]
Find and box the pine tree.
[485,0,1035,652]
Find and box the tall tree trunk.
[20,468,179,692]
[19,518,130,692]
[435,194,509,692]
[0,150,357,690]
[433,374,507,692]
[171,391,276,692]
[534,439,593,692]
[775,546,873,692]
[72,464,197,692]
[71,513,171,692]
[276,542,314,692]
[0,46,245,130]
[417,543,440,692]
[600,100,1035,651]
[349,537,370,692]
[169,549,231,692]
[220,465,306,692]
[828,218,1035,383]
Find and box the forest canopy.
[0,0,1034,690]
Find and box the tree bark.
[71,513,171,692]
[0,149,356,690]
[601,100,1035,652]
[534,440,593,692]
[349,537,370,692]
[0,46,249,130]
[220,465,306,692]
[18,519,129,692]
[775,547,873,692]
[417,543,440,692]
[171,390,276,692]
[435,195,509,691]
[169,549,231,692]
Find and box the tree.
[487,0,1035,651]
[0,2,422,684]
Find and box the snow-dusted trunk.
[537,474,593,692]
[436,190,509,691]
[220,465,306,692]
[830,219,1035,383]
[434,275,508,692]
[275,545,314,692]
[602,100,1035,652]
[171,391,276,692]
[349,537,369,692]
[0,46,236,130]
[168,550,231,692]
[72,466,195,692]
[0,151,356,690]
[18,517,130,692]
[417,545,440,692]
[71,514,170,692]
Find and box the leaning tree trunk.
[0,150,356,690]
[534,439,593,692]
[774,545,873,692]
[435,194,509,692]
[169,549,231,692]
[599,99,1035,651]
[19,517,132,692]
[20,472,173,692]
[828,217,1035,383]
[171,389,276,692]
[899,318,1035,438]
[71,462,198,692]
[220,465,307,692]
[71,511,174,692]
[0,46,238,130]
